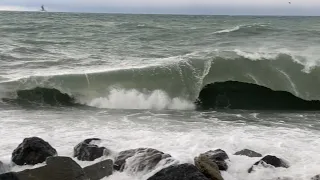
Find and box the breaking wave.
[87,89,195,110]
[213,23,276,35]
[1,49,320,110]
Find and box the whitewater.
[1,12,320,180]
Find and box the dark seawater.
[1,12,320,179]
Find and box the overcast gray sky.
[0,0,320,15]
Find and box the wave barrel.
[2,87,76,106]
[195,81,320,110]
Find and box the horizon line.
[1,10,320,17]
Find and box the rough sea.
[1,11,320,180]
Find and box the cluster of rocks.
[0,137,113,180]
[0,137,318,180]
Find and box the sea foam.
[87,89,195,110]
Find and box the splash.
[87,89,195,110]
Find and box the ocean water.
[1,11,320,179]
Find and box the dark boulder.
[74,138,110,161]
[0,157,113,180]
[311,175,320,180]
[248,155,289,173]
[196,81,320,110]
[147,163,210,180]
[234,149,262,157]
[38,156,87,180]
[0,172,19,180]
[83,159,113,180]
[2,156,89,180]
[194,155,224,180]
[12,137,57,165]
[196,149,229,171]
[114,148,172,172]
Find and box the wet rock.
[311,175,320,180]
[83,159,113,180]
[194,155,224,180]
[147,163,210,180]
[3,156,89,180]
[248,155,289,173]
[74,138,110,161]
[0,172,19,180]
[0,157,113,180]
[234,149,262,157]
[12,137,57,165]
[114,148,172,172]
[196,149,229,171]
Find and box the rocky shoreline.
[0,137,318,180]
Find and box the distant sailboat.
[41,5,46,12]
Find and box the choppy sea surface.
[1,11,320,179]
